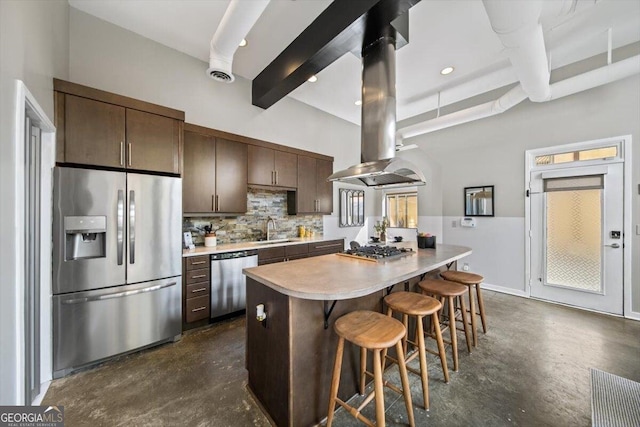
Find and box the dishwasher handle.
[211,250,258,261]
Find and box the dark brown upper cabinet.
[54,79,184,175]
[183,128,247,214]
[290,155,333,214]
[64,95,126,168]
[248,145,297,188]
[125,109,181,174]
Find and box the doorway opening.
[525,136,632,316]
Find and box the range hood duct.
[328,31,426,189]
[206,0,270,83]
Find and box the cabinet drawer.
[185,255,209,270]
[185,267,210,285]
[258,258,283,266]
[309,240,344,254]
[186,282,210,298]
[186,295,210,323]
[258,246,285,262]
[285,243,308,257]
[287,254,309,261]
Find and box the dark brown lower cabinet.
[257,240,342,265]
[183,255,210,329]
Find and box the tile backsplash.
[183,188,323,245]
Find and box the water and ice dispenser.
[64,216,107,261]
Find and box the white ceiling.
[69,0,640,125]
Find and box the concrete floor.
[43,291,640,426]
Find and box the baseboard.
[624,311,640,321]
[481,283,528,298]
[31,380,51,406]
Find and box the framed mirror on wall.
[464,185,494,217]
[339,188,365,227]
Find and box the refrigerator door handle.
[60,281,177,304]
[117,189,124,265]
[129,190,136,264]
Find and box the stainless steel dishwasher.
[210,250,258,318]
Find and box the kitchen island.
[243,243,471,427]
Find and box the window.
[385,192,417,228]
[535,146,617,166]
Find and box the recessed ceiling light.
[239,39,248,47]
[440,66,454,75]
[308,75,318,83]
[355,100,362,106]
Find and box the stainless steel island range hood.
[328,25,426,189]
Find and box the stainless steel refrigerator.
[52,167,182,378]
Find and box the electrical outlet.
[452,220,457,228]
[463,263,470,271]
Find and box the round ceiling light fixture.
[308,75,318,83]
[440,66,454,75]
[239,39,248,47]
[355,100,362,106]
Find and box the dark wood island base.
[246,278,383,427]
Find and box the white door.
[530,163,624,314]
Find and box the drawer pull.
[191,274,207,279]
[191,306,207,312]
[314,243,342,249]
[191,288,207,293]
[190,261,206,265]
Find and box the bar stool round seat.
[335,310,405,349]
[419,279,468,297]
[417,279,472,372]
[327,310,415,427]
[383,292,449,410]
[441,270,488,347]
[441,270,483,285]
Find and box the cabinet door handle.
[215,195,219,212]
[191,274,207,279]
[212,195,215,211]
[120,141,125,166]
[191,307,207,313]
[191,288,207,293]
[271,170,275,185]
[127,142,132,166]
[191,261,206,265]
[275,170,278,185]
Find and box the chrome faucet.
[266,216,277,241]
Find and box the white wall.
[404,75,640,311]
[0,0,69,405]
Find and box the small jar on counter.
[298,225,306,237]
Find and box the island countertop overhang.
[243,243,472,301]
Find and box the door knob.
[604,243,621,248]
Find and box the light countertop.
[242,243,472,300]
[182,235,344,257]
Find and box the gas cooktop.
[338,245,415,262]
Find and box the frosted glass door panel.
[545,189,602,292]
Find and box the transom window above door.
[534,146,618,166]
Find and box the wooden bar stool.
[417,279,472,372]
[441,270,487,348]
[326,310,415,427]
[381,292,449,410]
